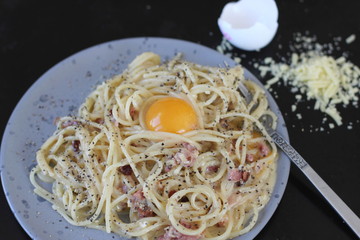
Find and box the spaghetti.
[30,52,278,240]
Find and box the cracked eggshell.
[218,0,279,51]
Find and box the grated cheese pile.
[262,52,360,125]
[216,33,360,128]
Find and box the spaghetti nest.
[30,52,278,240]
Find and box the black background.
[1,0,360,239]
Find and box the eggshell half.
[218,0,279,51]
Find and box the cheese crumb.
[216,38,242,65]
[216,45,224,54]
[345,34,356,44]
[234,57,241,64]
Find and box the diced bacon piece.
[216,215,229,227]
[173,143,199,167]
[241,171,250,182]
[133,189,145,201]
[182,142,198,152]
[259,143,270,157]
[164,156,174,172]
[206,165,219,173]
[132,190,155,218]
[130,105,137,120]
[180,219,193,229]
[137,205,155,218]
[72,140,80,152]
[157,226,201,240]
[119,165,133,175]
[227,169,242,182]
[164,164,173,172]
[227,169,250,183]
[61,120,80,128]
[168,190,177,197]
[95,118,104,124]
[245,154,254,163]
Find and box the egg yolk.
[145,97,198,134]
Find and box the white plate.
[0,37,290,240]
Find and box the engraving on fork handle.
[270,131,308,169]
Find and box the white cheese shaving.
[234,57,241,63]
[345,34,356,44]
[216,38,242,65]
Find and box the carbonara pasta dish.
[30,52,278,240]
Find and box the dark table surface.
[1,0,359,239]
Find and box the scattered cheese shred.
[217,37,242,64]
[234,57,241,64]
[345,34,356,44]
[262,52,360,125]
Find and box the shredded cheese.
[216,33,360,128]
[262,53,360,126]
[217,37,242,64]
[345,34,356,44]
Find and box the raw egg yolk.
[145,97,198,134]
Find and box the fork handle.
[270,131,360,238]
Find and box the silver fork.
[238,81,360,238]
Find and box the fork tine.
[238,82,252,104]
